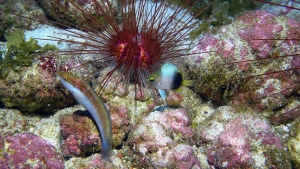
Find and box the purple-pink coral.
[0,132,64,169]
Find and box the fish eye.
[149,77,154,82]
[63,76,68,81]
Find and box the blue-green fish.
[57,71,112,159]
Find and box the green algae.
[0,29,75,113]
[191,121,199,130]
[0,29,57,78]
[190,0,258,40]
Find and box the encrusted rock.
[187,10,300,115]
[0,132,64,169]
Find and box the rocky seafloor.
[0,0,300,169]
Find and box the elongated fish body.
[57,71,112,159]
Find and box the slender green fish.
[57,71,112,159]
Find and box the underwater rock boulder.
[129,108,202,168]
[37,0,114,27]
[0,0,45,39]
[194,106,291,168]
[187,10,300,114]
[60,104,130,157]
[107,104,130,147]
[0,62,75,113]
[64,153,116,169]
[0,109,29,136]
[287,118,300,168]
[0,132,64,169]
[60,111,102,157]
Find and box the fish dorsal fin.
[161,63,178,76]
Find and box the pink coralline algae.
[166,92,184,107]
[65,153,116,169]
[195,106,291,168]
[0,132,64,169]
[60,104,129,157]
[187,10,300,114]
[237,11,284,58]
[38,55,57,74]
[60,111,102,157]
[129,108,201,168]
[107,104,130,147]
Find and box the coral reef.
[189,0,258,39]
[0,0,45,39]
[259,0,300,20]
[95,69,157,120]
[165,92,184,107]
[1,29,57,78]
[60,111,102,157]
[64,153,127,169]
[128,108,201,168]
[0,109,29,137]
[107,104,130,147]
[0,61,75,112]
[194,106,291,168]
[0,106,78,149]
[64,154,115,169]
[0,0,299,168]
[187,10,300,115]
[269,100,300,125]
[59,104,130,157]
[287,118,300,168]
[0,132,64,169]
[0,28,75,113]
[37,0,118,27]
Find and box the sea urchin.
[42,0,211,99]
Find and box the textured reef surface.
[188,10,300,113]
[0,0,299,168]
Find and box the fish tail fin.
[101,144,113,160]
[182,80,197,87]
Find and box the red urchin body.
[45,0,210,97]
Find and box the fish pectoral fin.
[182,80,197,87]
[158,89,167,105]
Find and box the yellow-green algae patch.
[1,29,57,78]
